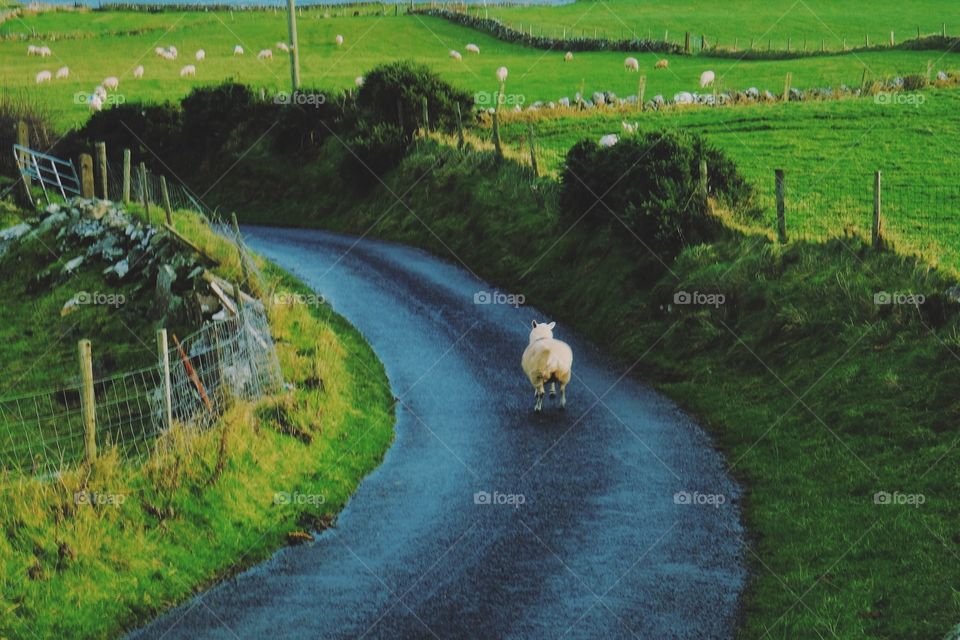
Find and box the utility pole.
[287,0,301,91]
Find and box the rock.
[0,223,32,242]
[155,264,177,308]
[103,258,130,280]
[60,294,82,317]
[38,212,68,234]
[82,200,110,221]
[938,70,949,81]
[674,92,693,105]
[44,203,61,215]
[558,97,570,107]
[61,256,84,274]
[591,91,606,105]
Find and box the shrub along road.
[131,228,746,639]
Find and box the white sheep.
[700,70,716,88]
[624,57,639,72]
[521,320,573,412]
[55,66,69,79]
[465,43,480,54]
[93,85,107,100]
[38,46,52,57]
[335,34,344,46]
[276,41,290,52]
[354,75,365,88]
[27,45,38,56]
[449,50,462,60]
[564,51,573,62]
[103,76,119,90]
[234,45,244,56]
[168,45,178,58]
[155,46,165,56]
[133,65,144,79]
[599,134,618,147]
[654,58,669,69]
[195,49,205,61]
[35,70,52,84]
[161,50,175,61]
[496,66,508,82]
[179,64,196,77]
[257,49,273,60]
[89,95,103,111]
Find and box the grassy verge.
[221,138,959,638]
[0,204,394,639]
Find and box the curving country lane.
[131,227,747,640]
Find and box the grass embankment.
[219,138,960,639]
[4,9,960,129]
[488,0,960,51]
[0,203,394,639]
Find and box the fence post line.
[122,149,131,204]
[783,72,792,102]
[637,74,646,111]
[684,31,690,53]
[15,121,32,205]
[95,141,107,199]
[139,162,150,221]
[775,169,787,243]
[942,23,946,38]
[231,212,251,289]
[890,31,895,46]
[78,339,97,464]
[527,124,539,177]
[160,175,173,225]
[157,329,173,431]
[79,153,95,199]
[873,171,883,250]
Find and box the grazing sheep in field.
[133,65,144,79]
[624,57,639,72]
[276,41,289,52]
[700,70,715,88]
[154,46,165,56]
[449,50,462,60]
[27,45,38,56]
[257,49,273,60]
[55,66,69,79]
[465,43,480,54]
[496,66,508,82]
[89,95,103,111]
[93,85,107,100]
[654,58,669,69]
[195,49,205,61]
[564,51,573,62]
[37,46,52,57]
[234,45,244,56]
[599,133,618,147]
[521,320,573,413]
[335,34,344,46]
[168,46,178,58]
[35,70,52,84]
[161,50,175,61]
[355,75,365,88]
[179,64,196,77]
[103,76,119,90]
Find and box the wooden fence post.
[775,169,787,243]
[873,171,883,250]
[684,31,690,53]
[157,329,173,430]
[15,121,32,205]
[783,72,793,101]
[79,154,94,198]
[160,175,173,225]
[95,141,107,199]
[78,339,97,463]
[637,75,646,111]
[890,31,895,46]
[122,149,131,205]
[139,162,150,220]
[528,125,539,177]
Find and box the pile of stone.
[5,198,247,325]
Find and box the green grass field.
[488,0,960,50]
[4,10,960,129]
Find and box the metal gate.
[12,144,81,203]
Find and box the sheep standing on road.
[624,57,639,72]
[700,70,716,88]
[180,65,196,77]
[55,66,69,79]
[522,320,573,412]
[654,59,669,69]
[465,43,480,54]
[35,70,52,84]
[257,49,273,60]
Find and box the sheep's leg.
[534,382,545,413]
[549,382,556,399]
[559,385,567,410]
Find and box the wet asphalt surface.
[131,227,746,640]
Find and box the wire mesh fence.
[0,305,283,477]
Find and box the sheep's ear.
[547,322,556,330]
[531,320,538,328]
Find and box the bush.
[560,132,752,253]
[338,123,409,189]
[356,61,472,139]
[902,74,928,91]
[180,82,272,157]
[270,89,349,154]
[63,102,183,170]
[0,93,55,178]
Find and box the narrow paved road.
[132,228,746,640]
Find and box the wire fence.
[0,304,283,477]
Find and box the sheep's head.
[529,320,556,343]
